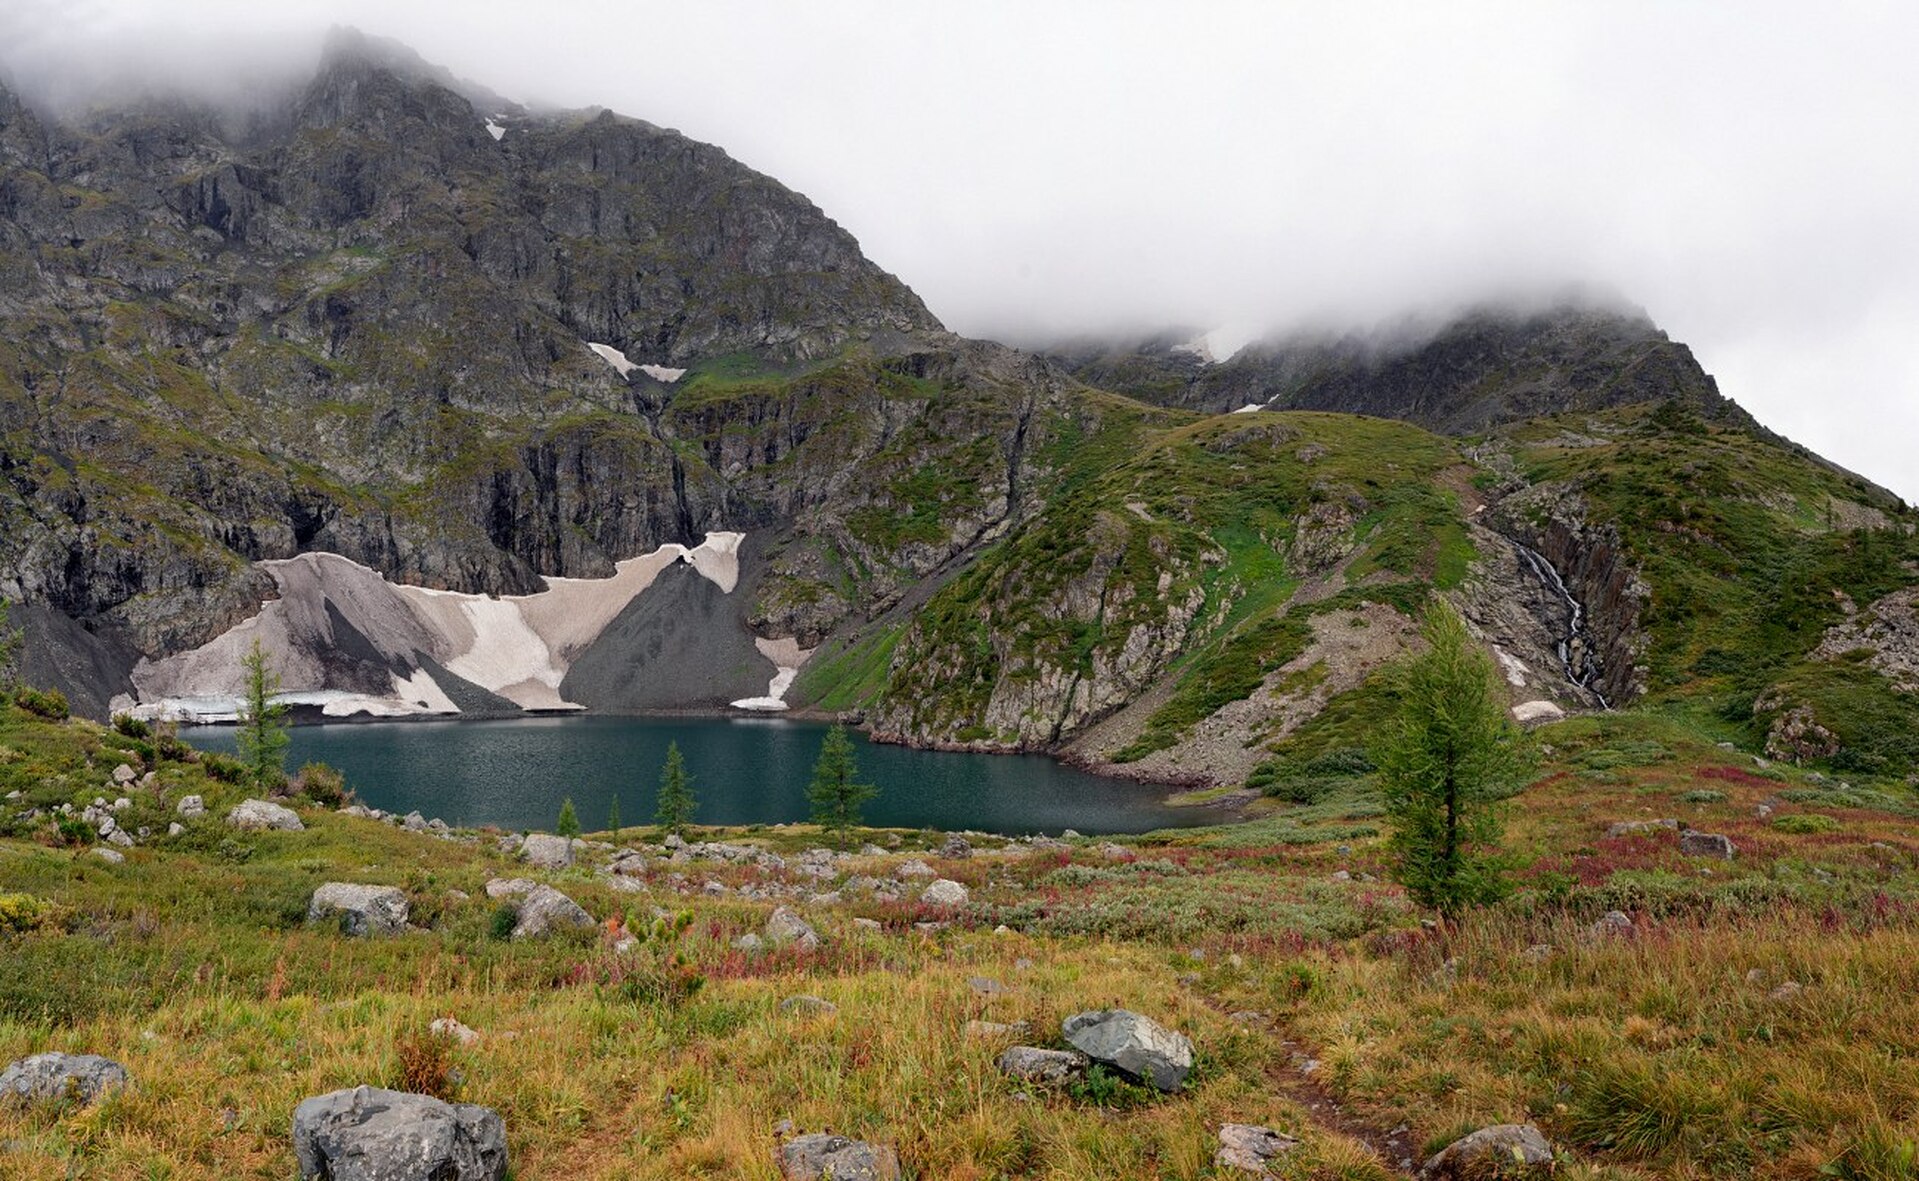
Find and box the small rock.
[292,1085,506,1181]
[1097,842,1132,860]
[0,1052,129,1106]
[996,1045,1088,1084]
[1604,818,1679,838]
[778,1133,900,1180]
[851,917,882,931]
[938,834,973,858]
[922,878,969,907]
[429,1017,480,1046]
[1228,1010,1268,1026]
[1061,829,1082,840]
[91,847,125,865]
[495,832,524,854]
[1061,1009,1194,1092]
[780,995,838,1017]
[1756,804,1774,818]
[402,811,428,832]
[226,798,303,832]
[894,859,934,879]
[111,764,137,785]
[765,906,820,951]
[734,933,764,952]
[519,833,573,870]
[1522,944,1554,963]
[1589,910,1634,938]
[509,885,593,939]
[1679,831,1736,860]
[1746,967,1769,985]
[1419,1123,1554,1179]
[167,822,184,837]
[484,878,537,899]
[965,1019,1027,1040]
[1769,980,1804,1002]
[1330,870,1351,882]
[967,976,1006,996]
[308,883,411,937]
[1216,1123,1300,1174]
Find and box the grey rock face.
[1679,830,1736,859]
[765,906,820,951]
[0,1052,130,1106]
[292,1085,507,1181]
[509,884,593,939]
[1061,1009,1194,1092]
[519,833,573,870]
[777,1133,900,1180]
[309,883,411,937]
[1419,1123,1554,1179]
[996,1045,1087,1084]
[226,799,304,831]
[1216,1123,1300,1173]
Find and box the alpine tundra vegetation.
[0,25,1917,1181]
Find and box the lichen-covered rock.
[1061,1009,1194,1092]
[1419,1123,1554,1179]
[996,1045,1087,1084]
[921,878,969,907]
[509,884,592,939]
[1216,1123,1300,1173]
[1604,818,1677,838]
[778,1133,900,1180]
[765,906,820,950]
[0,1052,129,1106]
[226,799,304,832]
[309,883,411,937]
[292,1085,507,1181]
[518,833,573,870]
[175,794,205,817]
[1679,830,1736,860]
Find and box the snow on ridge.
[1232,403,1264,414]
[484,118,506,141]
[639,364,686,383]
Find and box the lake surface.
[186,715,1220,836]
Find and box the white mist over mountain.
[5,0,1915,501]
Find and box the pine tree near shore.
[654,742,697,835]
[1377,601,1529,917]
[556,797,581,838]
[606,794,622,843]
[807,725,877,848]
[236,637,290,789]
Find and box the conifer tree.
[607,793,622,842]
[654,742,697,835]
[236,637,290,789]
[556,796,581,838]
[1376,601,1529,916]
[806,725,877,848]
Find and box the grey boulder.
[1420,1123,1554,1179]
[175,794,205,817]
[510,884,593,939]
[309,883,411,937]
[778,1133,900,1180]
[765,906,820,951]
[996,1045,1087,1084]
[1679,830,1736,860]
[1062,1009,1194,1092]
[518,833,573,870]
[0,1052,129,1106]
[921,878,969,907]
[292,1085,507,1181]
[226,798,304,832]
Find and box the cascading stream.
[1511,540,1612,709]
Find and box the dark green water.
[187,716,1220,836]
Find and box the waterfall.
[1511,540,1611,709]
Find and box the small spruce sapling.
[806,724,877,848]
[654,742,696,835]
[556,796,581,839]
[236,637,290,790]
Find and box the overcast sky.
[5,1,1916,502]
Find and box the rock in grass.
[780,995,838,1017]
[1604,818,1678,838]
[175,794,205,817]
[1419,1123,1553,1178]
[430,1017,481,1046]
[1216,1123,1300,1173]
[1589,910,1633,938]
[1421,1124,1549,1178]
[765,906,820,950]
[965,1019,1029,1041]
[483,878,536,899]
[0,1052,129,1106]
[509,885,592,940]
[226,798,304,832]
[309,883,411,937]
[1679,830,1736,860]
[1062,1009,1194,1092]
[894,859,934,879]
[922,878,969,907]
[91,847,125,865]
[777,1133,900,1180]
[996,1045,1087,1084]
[292,1085,506,1181]
[518,833,573,870]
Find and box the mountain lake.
[186,715,1223,835]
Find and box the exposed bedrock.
[1481,486,1648,707]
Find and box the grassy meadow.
[2,698,1918,1179]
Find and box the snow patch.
[730,635,814,712]
[639,364,686,383]
[1232,403,1265,414]
[585,341,637,376]
[683,531,744,593]
[1494,647,1530,688]
[1173,323,1259,366]
[484,118,506,141]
